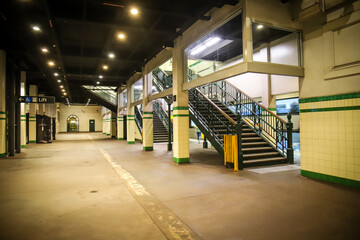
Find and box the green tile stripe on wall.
[143,117,153,119]
[0,118,6,120]
[189,60,202,67]
[299,92,360,103]
[0,153,6,158]
[29,140,36,143]
[0,111,6,114]
[117,138,124,140]
[29,116,36,119]
[21,115,26,117]
[127,115,135,117]
[173,106,189,110]
[300,106,360,113]
[144,111,153,114]
[301,170,360,188]
[268,108,276,111]
[127,141,135,144]
[143,146,153,151]
[173,157,190,163]
[173,114,189,117]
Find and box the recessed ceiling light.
[32,26,40,31]
[60,85,64,88]
[99,75,103,79]
[48,61,55,66]
[57,79,61,83]
[54,73,59,76]
[257,24,264,29]
[117,33,126,40]
[62,89,65,92]
[41,48,48,53]
[96,81,100,84]
[108,53,115,58]
[102,65,108,70]
[130,8,139,15]
[63,92,67,96]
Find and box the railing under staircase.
[134,105,143,133]
[198,80,293,163]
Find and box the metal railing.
[153,100,172,134]
[198,80,293,162]
[134,105,142,133]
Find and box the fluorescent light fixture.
[48,61,55,66]
[60,85,64,88]
[54,73,59,76]
[62,89,65,92]
[117,33,126,39]
[99,75,103,79]
[63,92,67,96]
[130,8,139,15]
[257,24,264,29]
[57,79,61,83]
[41,48,48,53]
[108,53,115,58]
[32,26,40,31]
[102,65,108,70]
[190,37,221,55]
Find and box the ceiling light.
[117,33,126,40]
[190,37,221,55]
[257,24,264,29]
[62,89,65,92]
[108,53,115,58]
[102,65,108,70]
[57,79,61,83]
[96,81,100,84]
[99,75,103,79]
[48,61,55,66]
[54,73,58,76]
[41,48,48,53]
[63,92,67,96]
[60,85,64,88]
[130,8,139,15]
[32,26,40,31]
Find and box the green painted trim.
[300,106,360,113]
[0,111,6,114]
[0,118,6,120]
[117,138,124,140]
[21,120,26,122]
[117,117,124,119]
[29,116,36,119]
[299,92,360,103]
[29,140,36,143]
[189,60,202,67]
[301,170,360,188]
[268,108,276,111]
[143,117,153,119]
[117,120,124,121]
[21,145,26,148]
[0,153,6,157]
[127,115,135,117]
[21,115,26,117]
[144,111,153,114]
[173,114,189,117]
[103,132,106,134]
[173,106,189,110]
[143,146,153,151]
[127,141,135,144]
[106,134,110,136]
[173,157,190,163]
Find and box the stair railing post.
[203,136,208,148]
[286,113,294,164]
[235,115,243,170]
[168,101,172,151]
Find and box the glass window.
[276,98,299,114]
[133,79,143,101]
[185,13,243,81]
[152,58,173,93]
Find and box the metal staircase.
[80,86,117,113]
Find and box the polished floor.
[0,133,359,240]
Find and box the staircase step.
[242,147,273,152]
[242,137,262,142]
[243,152,281,159]
[241,133,258,137]
[243,157,286,165]
[242,142,268,147]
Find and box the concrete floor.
[0,133,359,240]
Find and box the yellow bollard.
[224,135,239,171]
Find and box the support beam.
[142,70,153,151]
[148,88,173,102]
[0,50,6,157]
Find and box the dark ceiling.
[0,0,239,103]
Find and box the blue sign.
[25,96,32,103]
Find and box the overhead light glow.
[117,33,126,40]
[62,89,65,92]
[60,85,64,88]
[54,73,59,76]
[102,65,109,70]
[96,81,100,84]
[41,48,48,53]
[63,92,67,96]
[108,53,115,58]
[257,24,264,29]
[48,61,55,66]
[130,8,139,15]
[190,37,221,55]
[99,75,103,79]
[32,26,40,31]
[57,79,61,83]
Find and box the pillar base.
[143,146,153,151]
[173,157,190,164]
[127,141,135,144]
[21,145,26,148]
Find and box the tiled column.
[111,112,116,138]
[102,117,106,134]
[29,85,38,143]
[126,83,135,144]
[20,71,26,148]
[106,113,111,136]
[0,50,6,157]
[172,38,189,163]
[142,70,153,151]
[117,114,124,140]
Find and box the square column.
[142,70,153,151]
[0,50,6,157]
[111,112,116,138]
[29,85,38,143]
[106,113,111,136]
[126,83,135,144]
[20,71,26,148]
[172,38,190,163]
[102,117,106,134]
[117,114,124,140]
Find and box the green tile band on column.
[299,106,360,113]
[173,157,190,163]
[106,134,110,136]
[21,115,26,117]
[173,114,189,117]
[143,117,153,119]
[0,153,6,157]
[143,146,153,151]
[173,106,189,110]
[0,118,6,120]
[117,138,124,140]
[144,111,153,114]
[299,92,360,103]
[29,140,36,143]
[127,115,135,117]
[127,141,135,144]
[0,111,6,114]
[268,108,276,111]
[21,145,26,148]
[301,170,360,188]
[29,116,36,119]
[103,132,106,134]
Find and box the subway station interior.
[0,0,359,239]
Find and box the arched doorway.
[67,115,79,132]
